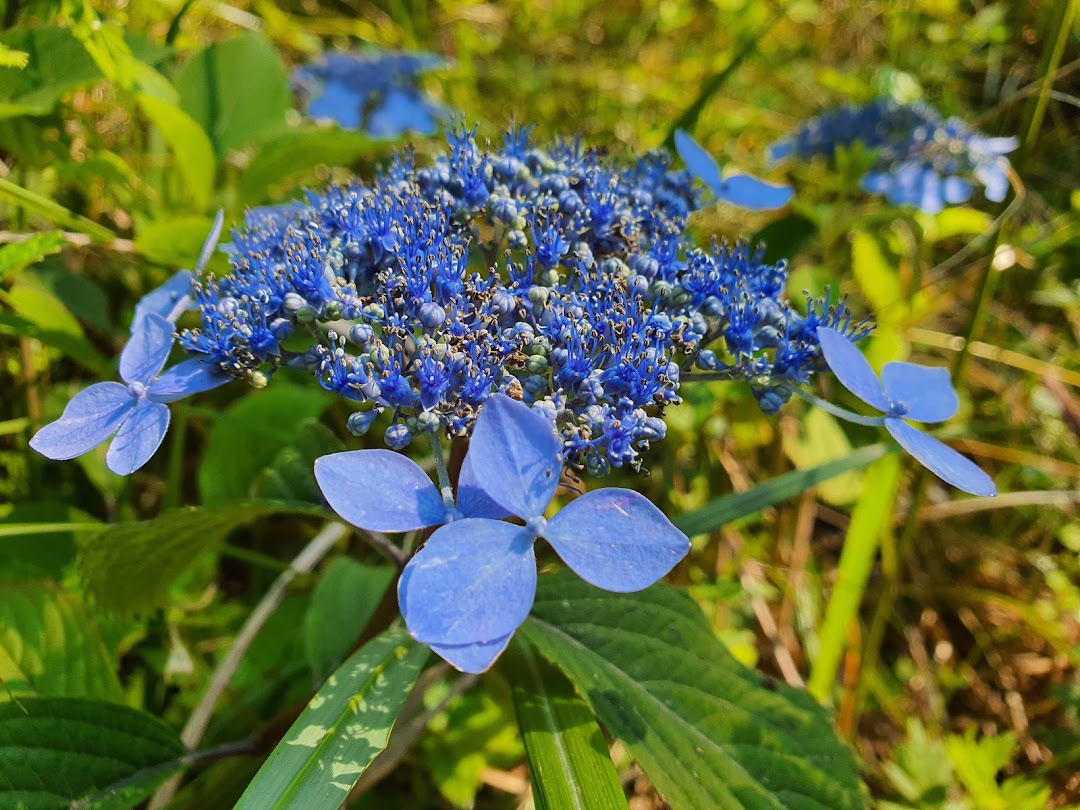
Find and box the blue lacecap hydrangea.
[293,50,446,138]
[771,97,1016,214]
[173,125,865,474]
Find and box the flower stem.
[791,388,887,427]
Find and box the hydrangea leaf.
[884,418,996,497]
[119,313,174,385]
[105,399,170,476]
[466,394,562,519]
[816,326,890,412]
[398,518,536,647]
[880,361,958,423]
[544,489,689,593]
[29,382,134,461]
[314,449,446,532]
[148,358,230,403]
[523,573,865,810]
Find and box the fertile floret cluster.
[771,97,1016,213]
[293,50,445,138]
[179,126,863,472]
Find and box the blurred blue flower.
[816,326,996,496]
[675,129,794,210]
[316,394,689,673]
[30,314,230,475]
[771,98,1016,214]
[293,50,446,138]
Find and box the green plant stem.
[1020,0,1078,156]
[163,404,188,511]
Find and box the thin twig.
[0,230,134,252]
[148,521,350,809]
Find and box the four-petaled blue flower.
[816,326,996,497]
[314,394,691,673]
[30,314,231,475]
[675,129,794,211]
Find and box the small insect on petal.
[543,489,690,592]
[315,449,447,533]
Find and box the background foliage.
[0,0,1078,807]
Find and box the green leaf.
[256,419,345,505]
[0,44,29,69]
[0,501,84,581]
[0,582,122,700]
[303,557,395,683]
[504,636,626,810]
[781,409,863,506]
[234,626,429,810]
[851,230,902,322]
[807,454,902,703]
[136,93,216,211]
[0,26,101,118]
[33,260,110,331]
[134,215,222,268]
[199,384,330,505]
[752,215,817,265]
[0,175,116,243]
[77,503,320,614]
[523,574,865,810]
[674,444,890,537]
[239,128,378,204]
[0,231,66,282]
[175,34,291,159]
[0,697,184,810]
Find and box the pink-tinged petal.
[314,449,446,532]
[149,359,231,403]
[467,394,562,519]
[29,382,135,461]
[880,362,958,423]
[428,634,513,674]
[106,399,170,475]
[815,326,890,413]
[544,489,690,592]
[885,418,996,497]
[398,519,536,646]
[119,313,174,385]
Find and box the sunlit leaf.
[136,93,216,211]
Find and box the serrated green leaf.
[0,582,122,700]
[303,558,394,683]
[504,636,626,810]
[256,419,345,505]
[175,34,291,159]
[523,574,865,810]
[234,626,429,810]
[239,128,378,204]
[0,231,66,282]
[136,93,216,211]
[674,444,890,537]
[0,697,184,810]
[199,385,330,505]
[77,503,320,614]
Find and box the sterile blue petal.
[467,394,562,519]
[674,129,723,192]
[717,174,795,210]
[398,518,536,645]
[133,271,193,328]
[29,382,135,461]
[885,417,996,497]
[815,326,890,413]
[456,451,512,520]
[543,488,690,592]
[105,398,170,475]
[428,634,513,674]
[119,313,174,385]
[195,210,225,274]
[881,362,958,423]
[314,449,447,532]
[148,359,231,403]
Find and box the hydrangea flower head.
[315,394,690,673]
[674,129,794,210]
[772,98,1016,214]
[293,50,446,138]
[816,326,996,497]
